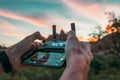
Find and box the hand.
[60,31,93,80]
[65,31,93,70]
[5,31,45,70]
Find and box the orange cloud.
[0,22,50,40]
[0,20,25,38]
[77,36,88,41]
[0,20,17,30]
[77,36,99,42]
[0,9,52,28]
[62,0,107,27]
[1,31,25,39]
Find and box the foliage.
[0,68,64,80]
[89,25,107,40]
[0,54,120,80]
[89,54,120,80]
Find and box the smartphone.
[22,50,66,68]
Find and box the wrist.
[5,48,17,70]
[67,56,89,75]
[0,63,4,74]
[61,57,89,80]
[65,59,88,80]
[0,50,14,73]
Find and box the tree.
[105,11,120,34]
[89,25,106,41]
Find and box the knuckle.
[34,31,40,36]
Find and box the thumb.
[28,31,45,42]
[67,31,76,39]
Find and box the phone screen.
[24,51,65,68]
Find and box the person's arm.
[0,63,4,74]
[60,58,89,80]
[60,31,93,80]
[0,31,45,74]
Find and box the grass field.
[0,54,120,80]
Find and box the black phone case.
[21,48,66,68]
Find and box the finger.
[67,31,76,39]
[25,31,45,46]
[24,31,45,46]
[79,42,93,60]
[66,31,80,50]
[82,42,93,60]
[32,31,45,41]
[89,51,93,61]
[65,34,82,55]
[83,51,93,64]
[84,42,91,51]
[79,42,91,51]
[14,31,45,54]
[32,41,42,49]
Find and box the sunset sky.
[0,0,120,46]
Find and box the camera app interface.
[24,52,65,67]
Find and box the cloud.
[105,5,120,16]
[62,0,108,27]
[1,31,26,39]
[0,9,52,28]
[0,9,95,33]
[34,0,61,3]
[0,20,26,38]
[0,20,17,30]
[0,0,60,4]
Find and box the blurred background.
[0,0,120,80]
